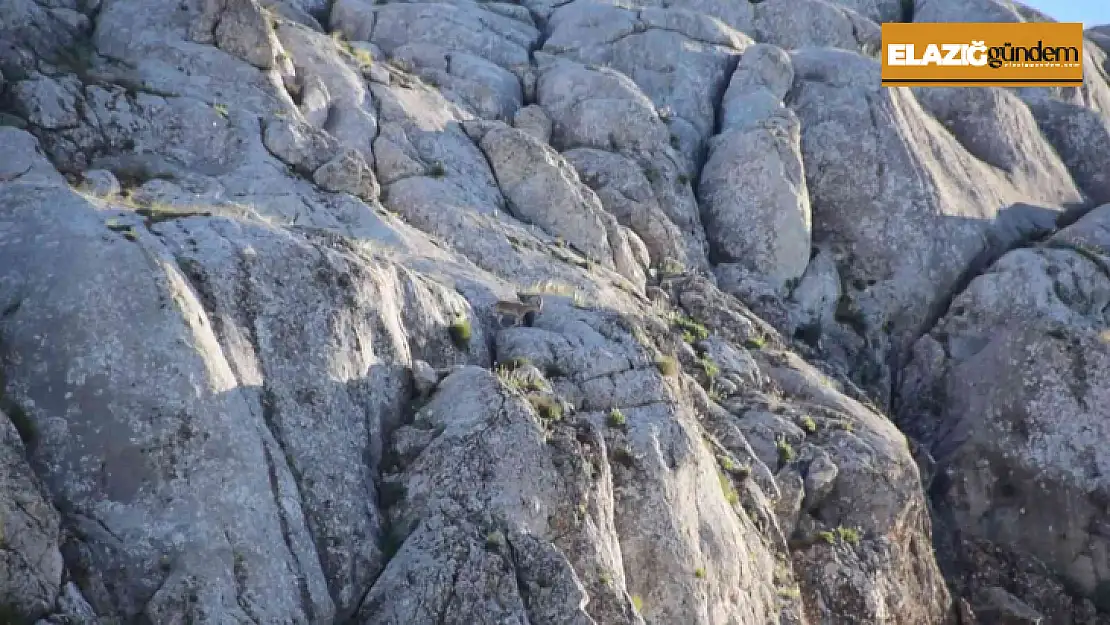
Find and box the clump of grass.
[707,381,724,403]
[694,567,706,579]
[776,438,795,464]
[818,530,836,544]
[837,420,854,433]
[448,316,471,349]
[744,336,766,350]
[485,530,506,549]
[213,103,229,118]
[836,526,861,545]
[658,258,686,277]
[671,314,708,342]
[529,394,563,421]
[611,446,636,468]
[632,594,644,612]
[599,569,613,586]
[523,280,576,297]
[655,356,679,377]
[607,408,627,428]
[778,587,801,599]
[350,46,374,68]
[496,365,544,393]
[699,357,719,379]
[718,471,739,505]
[800,416,817,434]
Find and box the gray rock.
[190,0,285,70]
[9,74,80,130]
[411,360,440,398]
[512,104,552,143]
[753,0,881,52]
[0,410,63,622]
[699,104,811,287]
[76,169,122,197]
[314,148,381,200]
[901,205,1110,609]
[802,451,839,510]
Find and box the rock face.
[1,0,1110,623]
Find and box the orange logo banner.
[881,22,1084,87]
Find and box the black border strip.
[882,78,1084,84]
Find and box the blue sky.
[1020,0,1110,26]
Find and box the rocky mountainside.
[1,0,1109,622]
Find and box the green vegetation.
[632,595,644,612]
[655,356,679,377]
[448,317,471,349]
[699,357,719,379]
[776,438,795,464]
[718,471,739,505]
[485,530,506,549]
[670,314,708,342]
[496,365,544,393]
[800,415,817,435]
[657,258,686,277]
[778,587,801,599]
[529,395,563,421]
[694,567,706,579]
[836,526,861,545]
[213,103,229,118]
[744,336,765,350]
[607,408,627,428]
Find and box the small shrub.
[213,103,229,118]
[778,587,801,599]
[718,454,738,472]
[351,47,374,67]
[656,356,679,377]
[776,438,795,464]
[837,420,854,432]
[699,357,719,379]
[632,594,644,612]
[485,530,506,549]
[718,471,739,505]
[744,336,766,350]
[607,408,627,428]
[448,317,471,349]
[694,567,706,579]
[818,530,836,544]
[612,446,636,468]
[599,569,613,586]
[800,416,817,434]
[671,314,709,342]
[658,258,686,277]
[677,173,689,185]
[529,395,563,421]
[670,134,681,149]
[836,526,861,545]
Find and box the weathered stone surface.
[5,0,1110,620]
[0,410,64,622]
